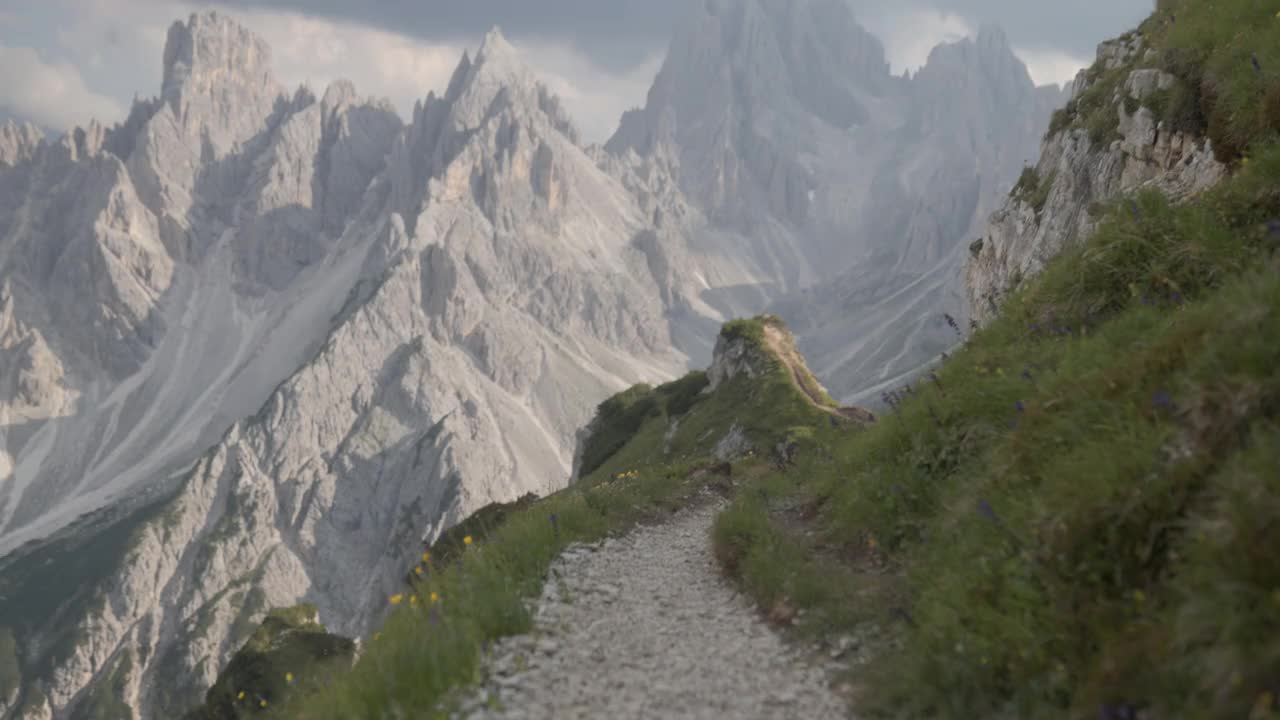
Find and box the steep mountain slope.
[966,27,1227,323]
[0,15,701,720]
[273,2,1280,714]
[771,27,1067,403]
[606,0,1065,401]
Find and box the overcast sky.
[0,0,1152,143]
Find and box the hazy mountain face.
[606,0,1064,401]
[0,4,1065,717]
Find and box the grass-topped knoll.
[713,35,1280,720]
[251,318,835,719]
[183,605,355,719]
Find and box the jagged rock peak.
[0,118,44,166]
[161,11,280,111]
[439,25,579,141]
[477,25,517,63]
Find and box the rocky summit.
[0,3,1072,718]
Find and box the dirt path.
[761,324,876,424]
[451,501,850,719]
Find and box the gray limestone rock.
[965,32,1227,325]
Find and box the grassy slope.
[716,2,1280,717]
[230,2,1278,717]
[258,319,828,719]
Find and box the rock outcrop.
[966,31,1228,324]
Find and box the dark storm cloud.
[207,0,693,70]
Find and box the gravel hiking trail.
[451,500,850,719]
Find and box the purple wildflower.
[1251,55,1263,74]
[1021,368,1034,382]
[550,513,560,537]
[1015,400,1026,413]
[976,498,999,523]
[1169,292,1184,305]
[1152,389,1174,410]
[1129,200,1140,218]
[891,484,905,495]
[1266,219,1280,235]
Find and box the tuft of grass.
[1011,167,1056,215]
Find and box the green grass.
[212,6,1280,718]
[184,605,356,720]
[713,122,1280,717]
[1010,167,1056,215]
[258,324,827,720]
[1045,0,1280,161]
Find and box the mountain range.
[0,2,1062,717]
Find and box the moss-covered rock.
[181,604,355,719]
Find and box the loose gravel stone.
[453,501,850,719]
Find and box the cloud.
[205,0,690,71]
[861,8,974,75]
[221,9,463,119]
[8,0,650,144]
[520,43,663,143]
[1014,47,1090,88]
[0,43,126,130]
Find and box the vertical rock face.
[0,122,43,168]
[965,32,1227,324]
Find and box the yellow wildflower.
[414,566,424,576]
[1133,590,1146,603]
[237,691,245,700]
[373,632,381,641]
[422,551,431,563]
[463,535,473,545]
[286,672,293,683]
[410,594,419,605]
[260,700,268,708]
[389,593,404,605]
[430,591,440,603]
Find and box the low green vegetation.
[1046,0,1280,162]
[714,104,1280,720]
[264,319,830,719]
[1010,166,1056,214]
[184,605,356,719]
[215,3,1279,718]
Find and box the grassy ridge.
[260,325,826,719]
